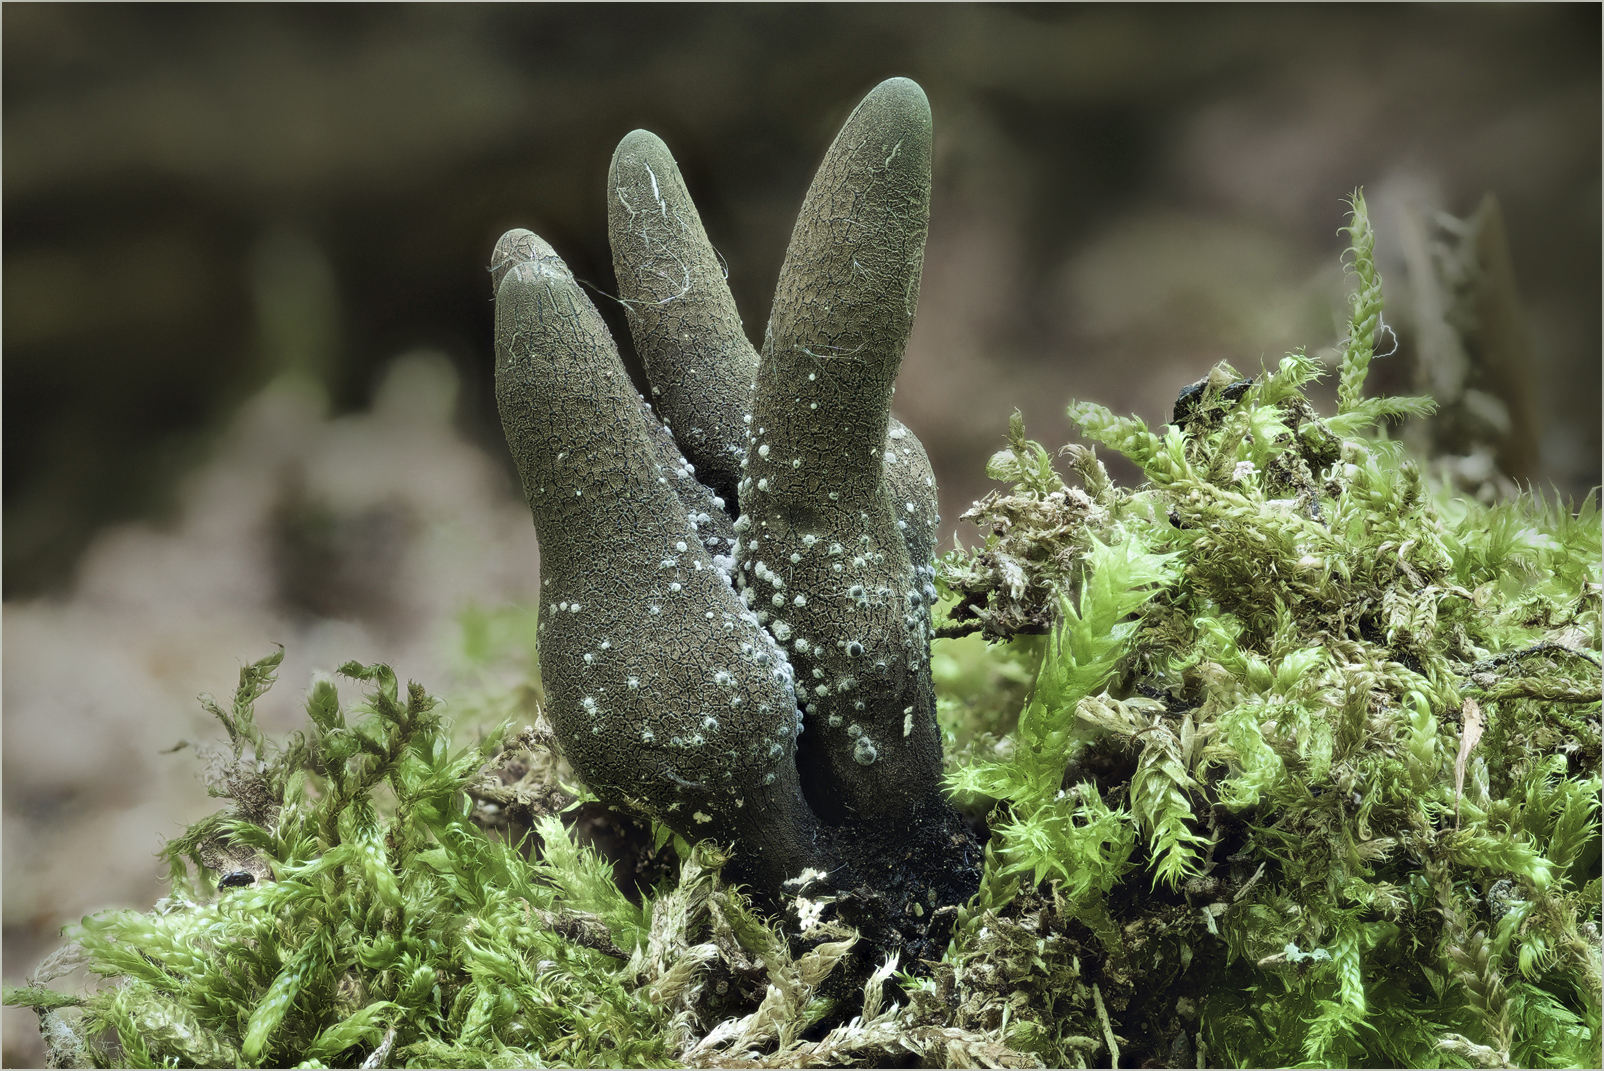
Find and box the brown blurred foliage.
[5,4,1599,598]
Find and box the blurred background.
[3,5,1598,1063]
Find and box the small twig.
[535,907,630,959]
[1092,983,1120,1070]
[1234,862,1268,903]
[361,1025,398,1069]
[1454,698,1484,829]
[1468,641,1600,673]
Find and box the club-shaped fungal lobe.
[493,232,825,900]
[607,130,758,511]
[739,77,942,830]
[494,77,979,952]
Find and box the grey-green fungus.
[493,77,980,963]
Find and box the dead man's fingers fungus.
[493,231,827,902]
[607,129,760,513]
[739,77,944,834]
[493,77,980,960]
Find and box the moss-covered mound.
[8,195,1599,1069]
[931,194,1601,1069]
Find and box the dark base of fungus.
[823,800,986,968]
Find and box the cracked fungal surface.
[494,77,980,963]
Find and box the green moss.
[9,651,681,1068]
[925,192,1601,1069]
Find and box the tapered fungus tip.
[836,75,932,202]
[843,77,932,148]
[608,129,686,210]
[613,127,672,161]
[490,228,560,293]
[863,76,930,119]
[493,259,563,316]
